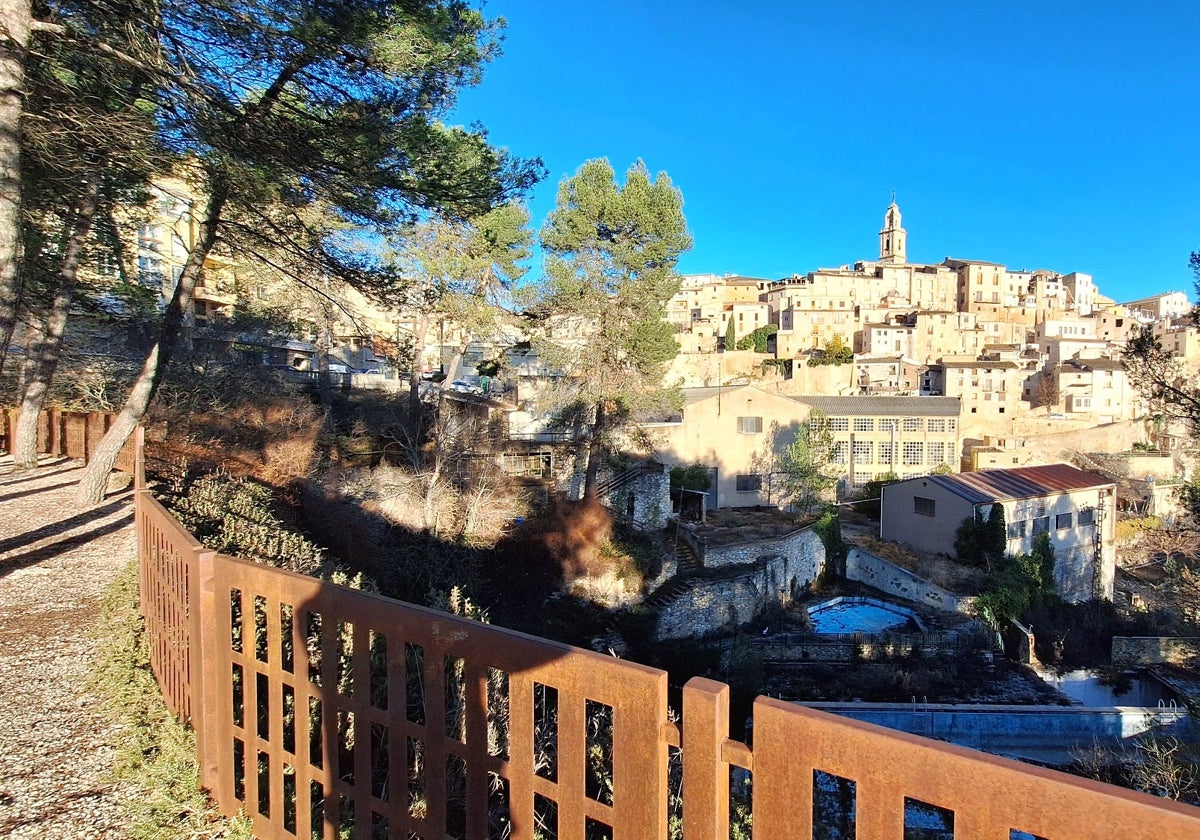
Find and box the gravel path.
[0,456,136,839]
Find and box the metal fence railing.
[1,407,136,472]
[134,444,1200,838]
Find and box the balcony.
[133,437,1200,839]
[194,276,237,307]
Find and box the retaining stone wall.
[1112,637,1200,668]
[846,547,974,615]
[654,530,824,640]
[717,631,981,665]
[703,529,815,569]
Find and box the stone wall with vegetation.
[1112,636,1200,668]
[654,530,824,640]
[846,547,974,615]
[702,528,821,570]
[716,630,984,665]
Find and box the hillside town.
[4,3,1200,838]
[168,197,1192,507]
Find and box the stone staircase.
[644,532,704,609]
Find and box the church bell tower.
[879,197,907,265]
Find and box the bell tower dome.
[879,197,907,265]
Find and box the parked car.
[449,379,482,394]
[358,367,382,375]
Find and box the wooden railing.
[136,473,1200,838]
[1,407,136,472]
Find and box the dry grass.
[92,562,254,839]
[692,507,810,546]
[855,535,989,595]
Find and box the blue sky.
[453,1,1200,303]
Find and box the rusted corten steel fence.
[136,475,1200,838]
[0,407,135,471]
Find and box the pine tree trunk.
[12,175,100,469]
[583,399,607,498]
[0,0,30,373]
[74,179,229,506]
[407,312,430,423]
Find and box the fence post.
[682,677,730,840]
[190,548,222,798]
[134,425,145,491]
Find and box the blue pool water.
[807,597,923,634]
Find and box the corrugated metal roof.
[927,464,1112,504]
[791,395,962,417]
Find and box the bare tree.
[1030,368,1061,413]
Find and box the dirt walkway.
[0,456,136,838]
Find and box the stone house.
[646,385,807,509]
[879,464,1116,602]
[649,388,965,507]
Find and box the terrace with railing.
[133,431,1200,839]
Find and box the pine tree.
[73,0,541,504]
[534,158,691,497]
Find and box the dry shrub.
[536,496,614,584]
[260,428,322,483]
[341,464,526,548]
[149,397,327,487]
[459,477,527,548]
[351,465,458,533]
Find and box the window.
[902,441,923,466]
[853,417,875,432]
[737,416,763,434]
[914,497,936,516]
[1078,507,1095,526]
[828,417,849,431]
[96,252,119,277]
[1008,520,1027,539]
[736,474,762,492]
[832,441,848,465]
[1032,516,1050,535]
[903,418,923,432]
[1056,513,1072,529]
[852,471,872,487]
[879,418,897,432]
[947,420,957,432]
[851,440,873,463]
[927,442,946,464]
[879,441,893,464]
[928,419,946,433]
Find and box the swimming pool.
[807,596,925,634]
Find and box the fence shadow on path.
[0,512,134,580]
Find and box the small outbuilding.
[879,464,1116,602]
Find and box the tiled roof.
[939,360,1019,369]
[943,257,1005,268]
[926,464,1112,504]
[1068,357,1126,372]
[682,386,729,405]
[791,395,962,417]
